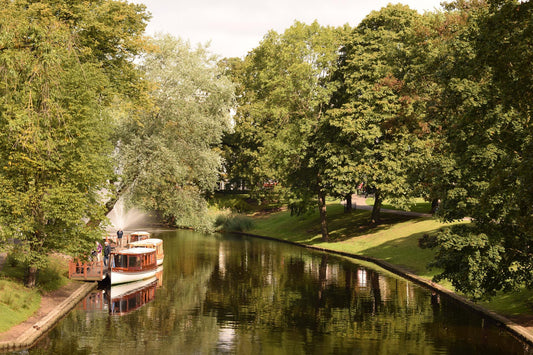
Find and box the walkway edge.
[233,231,533,347]
[0,281,97,352]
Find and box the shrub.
[214,214,254,232]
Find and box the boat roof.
[130,231,150,236]
[115,247,155,255]
[129,238,163,246]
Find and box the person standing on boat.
[104,241,111,266]
[117,229,123,247]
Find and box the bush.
[215,214,254,232]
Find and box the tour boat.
[108,276,158,316]
[128,238,164,266]
[129,231,151,242]
[110,247,158,285]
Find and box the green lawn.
[0,253,70,333]
[0,279,41,332]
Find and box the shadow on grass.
[325,211,415,243]
[353,229,443,277]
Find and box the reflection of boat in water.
[78,266,164,315]
[109,276,158,316]
[128,238,164,266]
[110,247,157,285]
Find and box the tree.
[114,35,235,231]
[427,0,533,299]
[0,0,149,286]
[231,22,348,241]
[327,4,430,224]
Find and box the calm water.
[27,230,530,354]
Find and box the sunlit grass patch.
[0,279,41,332]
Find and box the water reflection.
[80,267,164,317]
[28,230,530,354]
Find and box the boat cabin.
[112,247,157,272]
[128,238,164,265]
[129,231,151,242]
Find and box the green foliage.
[227,21,350,240]
[1,253,69,292]
[0,0,149,284]
[326,4,433,223]
[115,35,235,232]
[209,193,255,213]
[424,0,533,298]
[214,214,254,232]
[430,225,509,300]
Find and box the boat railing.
[68,259,106,281]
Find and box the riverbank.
[0,251,96,352]
[244,199,533,347]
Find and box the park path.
[351,194,433,218]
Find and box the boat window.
[129,255,141,268]
[114,254,127,268]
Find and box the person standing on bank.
[96,241,102,262]
[117,229,123,247]
[104,241,111,266]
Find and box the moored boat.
[128,238,164,266]
[110,247,157,285]
[129,231,151,242]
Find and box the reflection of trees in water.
[202,242,443,354]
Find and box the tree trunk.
[431,198,439,214]
[344,194,352,213]
[371,190,382,225]
[26,266,37,288]
[318,191,329,242]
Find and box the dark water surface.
[28,230,530,354]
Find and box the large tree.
[0,0,149,286]
[114,35,235,231]
[231,22,347,241]
[327,4,430,224]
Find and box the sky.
[133,0,445,58]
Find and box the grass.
[0,279,41,332]
[0,253,70,333]
[248,202,533,319]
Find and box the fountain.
[106,199,151,233]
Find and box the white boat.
[110,247,158,285]
[128,238,164,266]
[129,231,151,242]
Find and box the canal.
[28,229,530,354]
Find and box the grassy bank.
[250,204,449,278]
[0,254,70,332]
[247,202,533,320]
